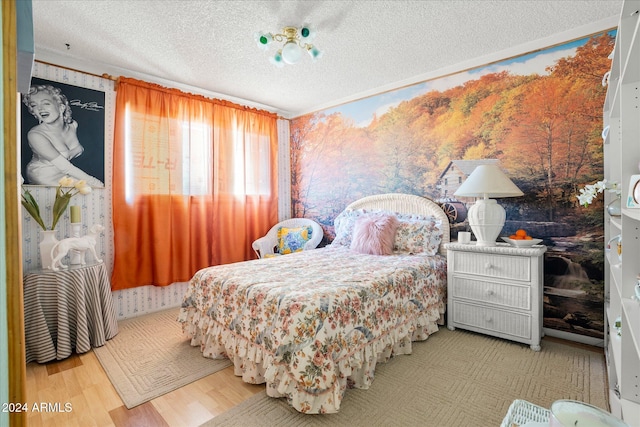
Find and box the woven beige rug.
[202,328,607,427]
[94,307,232,409]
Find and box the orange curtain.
[111,77,278,291]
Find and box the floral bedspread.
[178,245,447,414]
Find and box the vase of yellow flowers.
[21,176,92,269]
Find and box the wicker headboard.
[345,193,450,254]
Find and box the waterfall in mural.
[550,256,592,289]
[543,255,604,338]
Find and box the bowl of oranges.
[502,229,542,247]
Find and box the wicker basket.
[500,399,550,427]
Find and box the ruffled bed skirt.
[179,304,444,414]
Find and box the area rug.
[94,307,232,409]
[202,328,607,426]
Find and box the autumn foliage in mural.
[291,33,613,230]
[291,33,615,339]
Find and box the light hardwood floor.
[24,335,603,426]
[25,351,262,427]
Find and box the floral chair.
[252,218,323,259]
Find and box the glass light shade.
[307,45,323,60]
[269,50,284,67]
[300,26,316,41]
[254,31,271,50]
[281,41,303,64]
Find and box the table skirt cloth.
[24,262,118,363]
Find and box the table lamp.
[454,164,523,246]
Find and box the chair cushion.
[277,226,313,254]
[350,213,399,255]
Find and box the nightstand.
[23,262,118,363]
[445,242,547,351]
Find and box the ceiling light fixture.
[254,26,322,67]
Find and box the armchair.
[252,218,323,259]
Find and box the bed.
[178,193,450,414]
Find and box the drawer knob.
[485,262,493,269]
[486,289,495,296]
[485,316,493,323]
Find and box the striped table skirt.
[24,262,118,363]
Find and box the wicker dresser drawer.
[450,277,531,310]
[446,243,546,351]
[451,300,532,340]
[453,251,531,281]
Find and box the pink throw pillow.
[350,214,399,255]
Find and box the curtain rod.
[34,59,117,82]
[32,60,287,119]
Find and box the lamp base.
[467,199,505,247]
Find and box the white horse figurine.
[50,224,104,271]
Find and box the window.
[182,122,212,195]
[225,127,271,197]
[123,109,271,202]
[124,109,213,199]
[112,76,279,290]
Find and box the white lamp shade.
[454,164,523,198]
[454,164,522,246]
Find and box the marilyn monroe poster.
[20,77,105,187]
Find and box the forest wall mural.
[290,31,615,340]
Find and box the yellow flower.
[77,184,92,195]
[58,176,75,187]
[21,176,92,230]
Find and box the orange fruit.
[515,229,527,237]
[509,234,520,240]
[524,235,533,240]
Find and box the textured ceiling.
[31,0,622,118]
